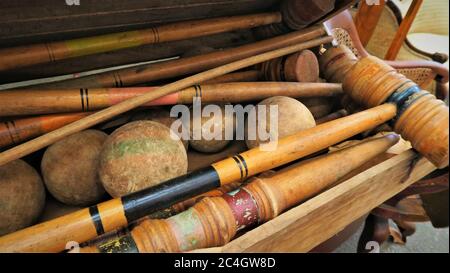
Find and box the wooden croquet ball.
[131,107,189,150]
[189,104,236,153]
[245,96,316,149]
[99,121,188,197]
[0,159,46,236]
[41,130,108,206]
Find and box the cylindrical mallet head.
[319,45,358,83]
[261,50,320,82]
[99,121,188,197]
[0,160,46,236]
[320,45,449,169]
[41,130,108,206]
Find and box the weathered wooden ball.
[131,107,189,150]
[41,130,108,206]
[189,104,235,153]
[0,159,46,236]
[245,96,316,149]
[99,120,188,197]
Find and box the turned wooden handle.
[212,104,397,184]
[33,26,327,89]
[0,82,342,117]
[320,45,449,169]
[80,134,399,253]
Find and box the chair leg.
[435,81,449,104]
[394,220,417,242]
[357,214,390,253]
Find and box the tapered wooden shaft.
[0,112,91,149]
[0,72,264,148]
[32,26,327,89]
[0,82,342,116]
[201,70,262,84]
[0,12,281,72]
[320,45,449,168]
[0,34,333,166]
[0,104,396,253]
[0,82,341,148]
[79,134,399,253]
[211,104,397,185]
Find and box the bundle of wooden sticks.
[0,0,447,253]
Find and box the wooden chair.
[324,9,449,102]
[324,9,449,252]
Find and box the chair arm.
[324,9,370,58]
[385,59,449,83]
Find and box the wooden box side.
[192,150,436,253]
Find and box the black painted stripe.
[89,206,105,235]
[84,88,90,111]
[194,85,199,97]
[121,166,220,223]
[9,120,20,144]
[117,74,124,87]
[4,121,16,144]
[198,84,203,98]
[388,84,420,107]
[79,88,85,111]
[279,56,288,81]
[387,84,422,125]
[235,154,248,179]
[112,73,120,88]
[45,43,56,62]
[150,27,158,43]
[232,156,244,180]
[396,91,428,123]
[154,27,160,43]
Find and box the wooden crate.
[193,150,436,252]
[36,141,436,252]
[0,0,439,253]
[0,0,280,46]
